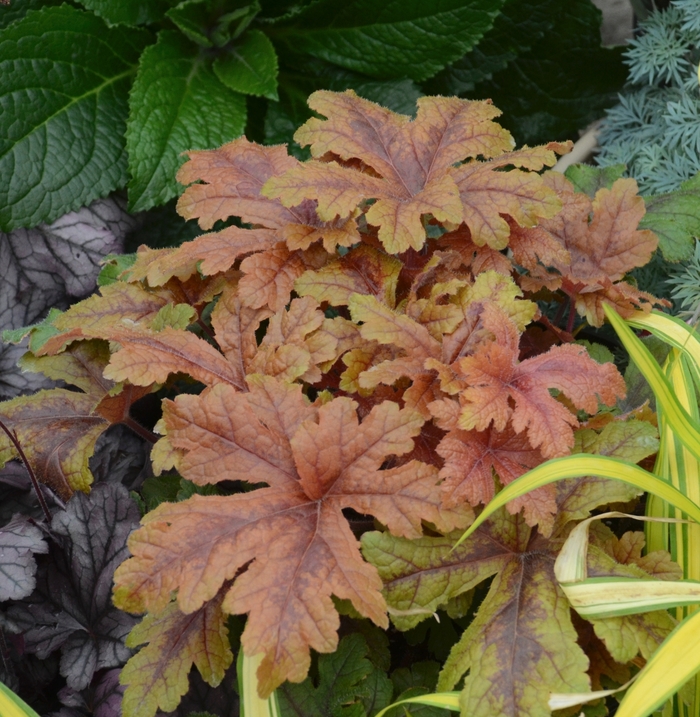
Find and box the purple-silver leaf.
[7,483,140,690]
[0,514,48,601]
[0,195,136,399]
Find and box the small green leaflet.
[214,30,279,100]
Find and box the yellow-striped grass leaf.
[604,305,700,462]
[238,652,281,717]
[614,609,700,717]
[563,577,700,617]
[626,310,700,375]
[372,691,460,716]
[0,682,41,717]
[548,682,633,711]
[454,455,700,549]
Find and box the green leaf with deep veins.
[271,0,506,82]
[126,30,247,212]
[276,633,392,717]
[0,5,151,231]
[214,29,279,100]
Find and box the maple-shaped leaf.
[263,90,523,254]
[6,483,140,691]
[455,304,625,457]
[0,341,152,498]
[436,424,555,534]
[510,174,666,326]
[450,143,570,250]
[113,377,470,697]
[362,508,589,717]
[120,592,233,717]
[0,514,48,601]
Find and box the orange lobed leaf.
[113,377,471,696]
[264,90,525,254]
[295,244,402,308]
[455,304,625,457]
[451,142,571,250]
[436,423,556,534]
[510,174,665,325]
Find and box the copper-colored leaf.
[113,378,471,696]
[437,424,554,533]
[511,175,665,325]
[264,91,520,254]
[456,304,625,457]
[295,245,402,308]
[129,226,279,287]
[104,328,244,389]
[451,143,570,250]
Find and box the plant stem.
[0,418,51,523]
[123,416,159,444]
[566,296,577,334]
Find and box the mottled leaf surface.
[121,594,232,717]
[114,378,471,696]
[277,633,392,717]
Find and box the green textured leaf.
[574,421,659,465]
[639,172,700,263]
[214,29,278,99]
[277,633,389,717]
[166,0,260,47]
[126,30,247,212]
[0,0,64,31]
[429,0,557,92]
[564,163,627,198]
[0,5,150,230]
[271,0,506,82]
[74,0,177,26]
[466,0,626,145]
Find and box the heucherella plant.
[0,90,677,716]
[455,306,700,717]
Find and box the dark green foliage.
[0,0,627,239]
